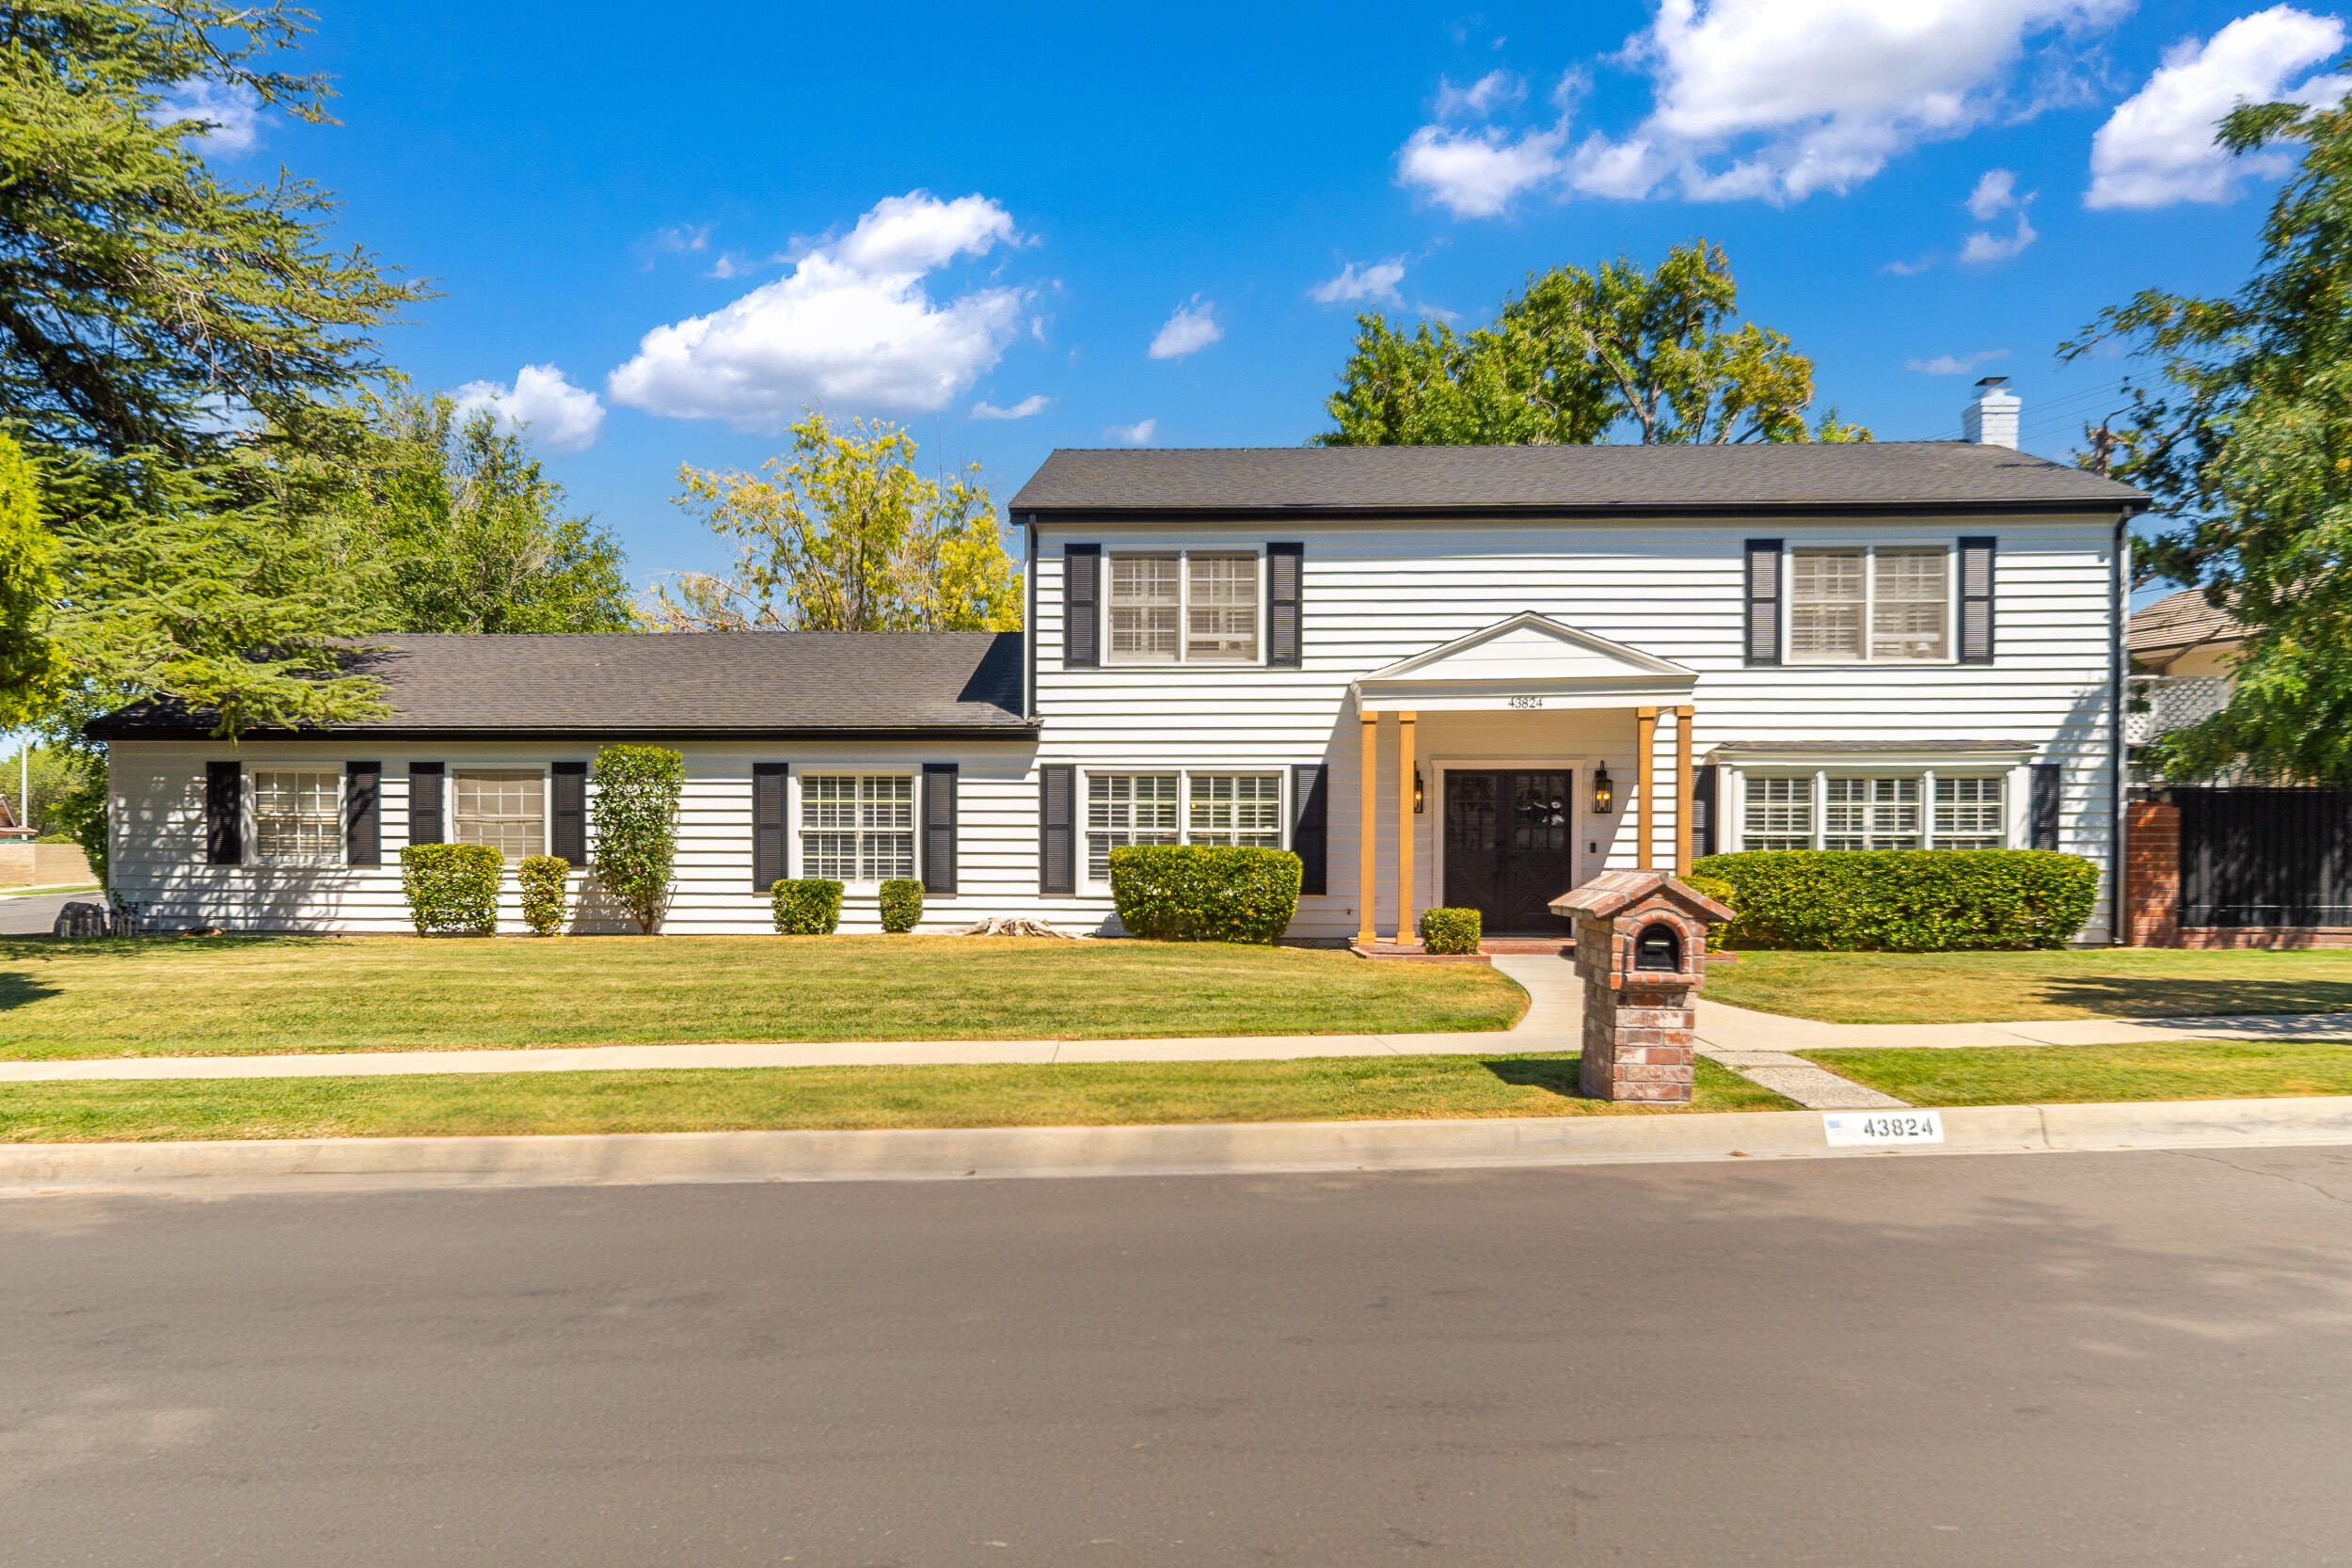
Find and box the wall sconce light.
[1591,765,1614,816]
[1413,768,1425,814]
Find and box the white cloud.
[1309,259,1408,307]
[971,394,1051,420]
[2087,7,2350,209]
[1883,253,1939,275]
[1397,123,1569,215]
[1906,348,2012,374]
[1966,167,2021,218]
[1104,419,1157,444]
[1960,209,2039,260]
[451,365,607,453]
[151,79,263,153]
[1436,70,1525,118]
[1398,0,2134,214]
[605,190,1027,428]
[1148,298,1222,360]
[1959,166,2038,261]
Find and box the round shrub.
[1108,846,1302,942]
[1418,907,1482,956]
[1677,873,1739,952]
[591,744,684,935]
[399,843,503,936]
[772,878,844,935]
[879,879,924,933]
[1688,848,2099,951]
[517,855,571,938]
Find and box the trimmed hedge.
[591,744,685,934]
[1678,873,1738,952]
[771,879,844,935]
[517,855,570,938]
[879,879,924,933]
[1688,849,2099,952]
[1108,846,1302,943]
[1418,907,1482,956]
[399,843,503,936]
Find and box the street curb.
[5,1095,2351,1196]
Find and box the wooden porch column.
[1636,706,1657,872]
[1356,712,1378,945]
[1674,704,1694,874]
[1396,711,1418,944]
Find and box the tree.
[652,411,1021,632]
[1320,243,1867,447]
[590,743,683,935]
[2,740,90,833]
[0,430,65,727]
[2064,81,2352,782]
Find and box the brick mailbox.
[1550,871,1733,1103]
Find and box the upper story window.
[252,770,340,860]
[453,769,545,861]
[1789,546,1948,663]
[1107,552,1259,665]
[802,773,914,883]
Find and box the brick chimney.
[1963,375,2021,449]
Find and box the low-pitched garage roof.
[87,631,1034,739]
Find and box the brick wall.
[2123,800,2181,947]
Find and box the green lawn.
[0,1053,1789,1141]
[0,935,1527,1060]
[1809,1040,2352,1106]
[1707,948,2352,1023]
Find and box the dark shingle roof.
[1011,443,2148,515]
[2128,589,2246,657]
[88,632,1032,738]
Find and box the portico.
[1346,613,1699,946]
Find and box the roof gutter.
[1019,498,2155,524]
[86,723,1044,744]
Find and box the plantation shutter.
[1743,539,1782,666]
[407,762,444,847]
[1040,764,1075,895]
[1691,765,1719,861]
[1291,763,1328,895]
[550,761,588,867]
[923,763,959,895]
[345,762,381,867]
[752,763,789,891]
[1063,544,1100,668]
[1959,536,1997,664]
[205,761,242,865]
[1267,543,1304,668]
[2030,763,2061,850]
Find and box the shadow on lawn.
[1482,1057,1585,1098]
[0,972,60,1009]
[2038,976,2352,1020]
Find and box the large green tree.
[1320,243,1867,447]
[2066,79,2352,782]
[654,411,1021,633]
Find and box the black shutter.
[2030,763,2060,850]
[1959,536,1996,664]
[1040,764,1075,895]
[345,762,381,866]
[1267,543,1304,668]
[1691,765,1719,861]
[550,762,587,867]
[205,761,241,865]
[924,763,959,895]
[1063,545,1100,668]
[753,763,788,891]
[408,762,444,847]
[1291,763,1327,895]
[1744,539,1783,666]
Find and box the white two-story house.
[96,390,2148,943]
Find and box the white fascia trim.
[1355,610,1695,684]
[1712,745,2037,769]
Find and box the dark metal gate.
[2176,786,2352,927]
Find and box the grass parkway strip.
[1806,1039,2352,1106]
[1704,949,2352,1024]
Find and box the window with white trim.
[1086,768,1284,882]
[1789,546,1949,663]
[802,774,914,882]
[252,770,340,859]
[1741,772,2007,851]
[453,769,545,861]
[1106,552,1259,665]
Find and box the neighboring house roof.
[1011,442,2150,516]
[87,632,1034,740]
[2128,588,2248,659]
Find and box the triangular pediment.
[1361,612,1692,684]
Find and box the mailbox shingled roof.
[1550,870,1734,925]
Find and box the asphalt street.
[5,1148,2350,1566]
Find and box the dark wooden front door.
[1442,770,1575,935]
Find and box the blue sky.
[197,0,2347,590]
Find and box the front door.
[1441,770,1575,935]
